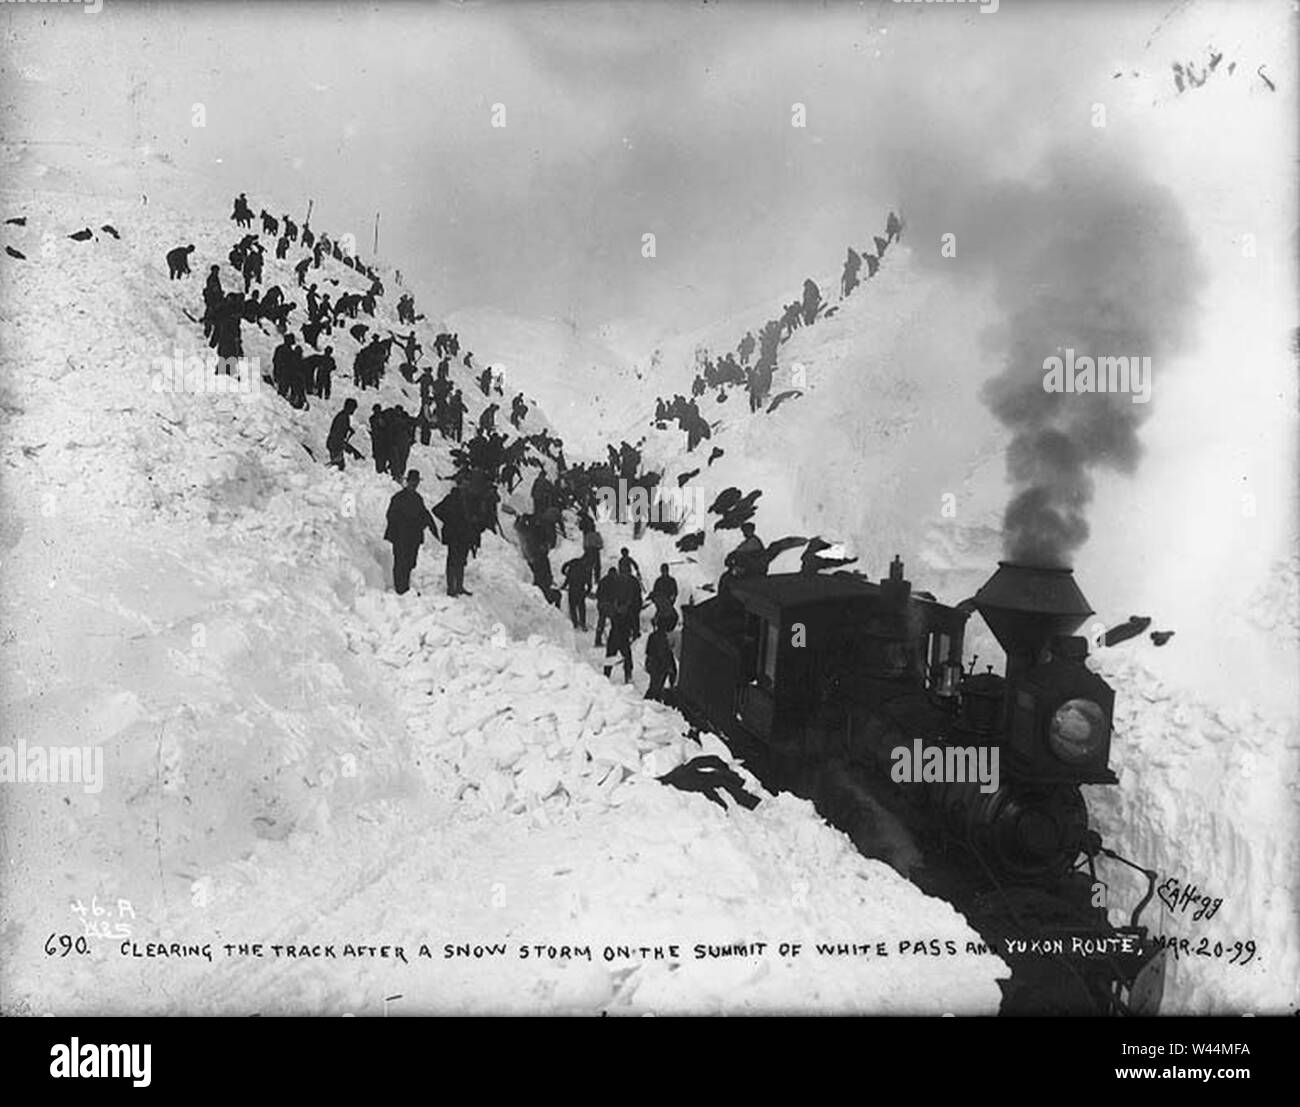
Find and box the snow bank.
[0,181,1007,1015]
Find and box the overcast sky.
[0,0,1288,341]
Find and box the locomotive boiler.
[676,557,1166,1015]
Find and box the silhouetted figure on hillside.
[306,345,336,399]
[602,565,641,683]
[560,556,592,630]
[211,292,245,359]
[721,522,766,595]
[383,407,413,481]
[737,331,756,365]
[644,615,677,703]
[201,266,224,338]
[801,279,821,326]
[779,301,802,338]
[448,389,467,443]
[515,514,561,608]
[326,398,363,470]
[432,478,479,597]
[231,193,253,229]
[241,245,263,293]
[385,470,439,595]
[647,563,678,620]
[165,244,195,279]
[841,247,862,298]
[369,405,389,473]
[594,566,618,647]
[510,393,528,429]
[272,333,300,402]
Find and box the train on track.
[675,556,1167,1015]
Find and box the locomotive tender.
[677,557,1166,1015]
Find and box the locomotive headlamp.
[1048,698,1107,764]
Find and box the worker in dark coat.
[728,523,766,577]
[602,566,641,683]
[841,247,862,298]
[617,547,641,583]
[386,406,415,482]
[326,398,362,470]
[384,470,439,595]
[448,389,467,443]
[578,516,602,582]
[308,345,336,399]
[211,292,244,359]
[432,480,476,597]
[272,333,298,400]
[369,405,389,474]
[644,615,678,703]
[285,336,309,409]
[166,244,195,279]
[592,565,619,647]
[560,556,591,631]
[647,564,678,619]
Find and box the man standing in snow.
[560,555,591,631]
[602,565,640,683]
[272,333,299,401]
[165,243,195,279]
[513,514,561,608]
[326,398,362,470]
[593,565,619,647]
[369,404,389,474]
[841,247,862,298]
[448,388,467,443]
[728,523,766,577]
[385,470,440,596]
[307,345,336,400]
[285,336,309,409]
[617,547,641,584]
[644,614,678,703]
[432,478,477,597]
[386,406,415,482]
[647,563,678,621]
[580,514,604,580]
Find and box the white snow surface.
[0,180,1008,1015]
[439,12,1300,1014]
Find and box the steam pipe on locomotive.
[676,557,1166,1015]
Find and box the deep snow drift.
[0,169,1008,1015]
[446,16,1298,1014]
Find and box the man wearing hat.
[384,469,439,595]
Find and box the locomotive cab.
[679,560,969,753]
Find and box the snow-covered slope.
[0,173,1009,1014]
[469,15,1299,1015]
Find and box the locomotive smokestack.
[973,561,1093,680]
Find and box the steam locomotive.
[676,557,1166,1015]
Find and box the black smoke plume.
[907,148,1205,567]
